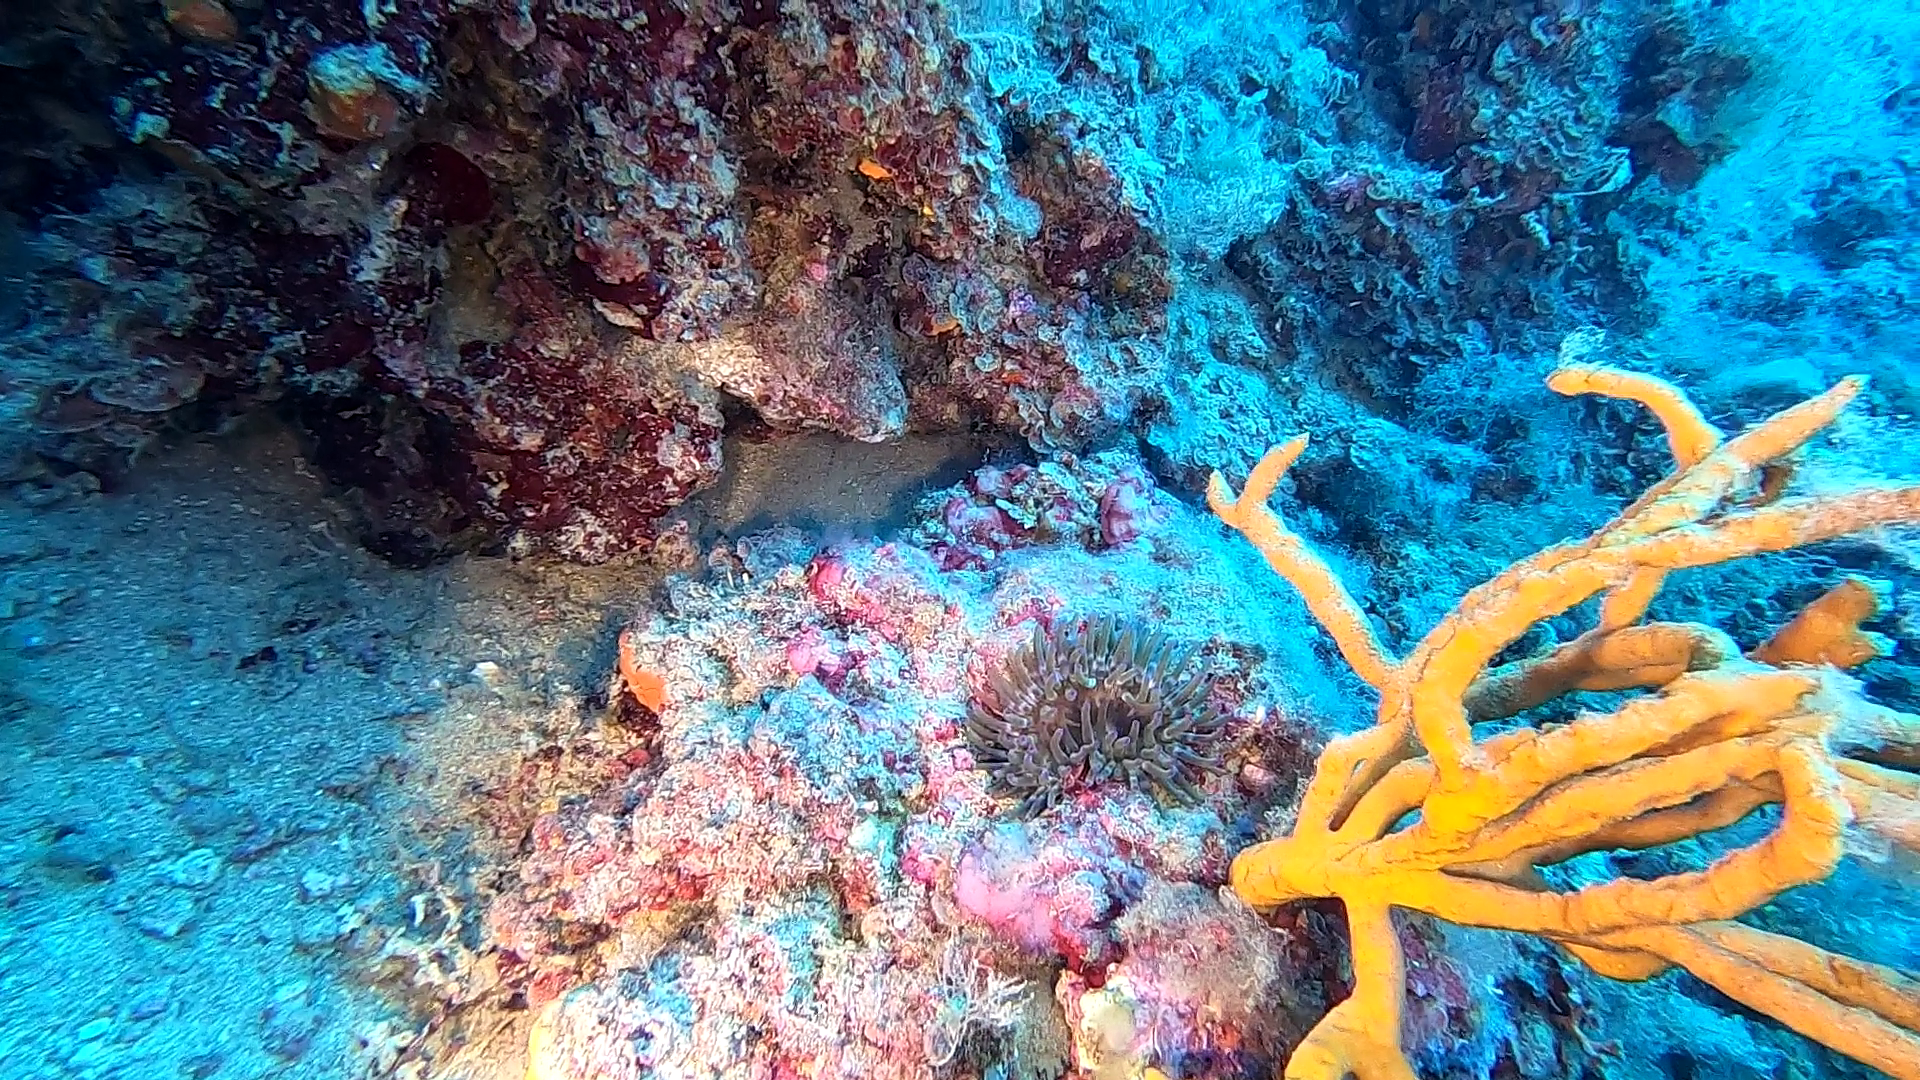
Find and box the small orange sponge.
[616,629,667,713]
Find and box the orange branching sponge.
[1753,575,1892,670]
[1207,357,1920,1080]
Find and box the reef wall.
[6,0,1916,577]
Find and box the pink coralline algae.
[892,124,1173,450]
[901,251,1170,451]
[953,821,1139,972]
[469,465,1617,1079]
[682,266,909,442]
[522,892,961,1080]
[360,269,727,562]
[488,544,1002,1078]
[528,0,749,341]
[1056,881,1318,1078]
[917,452,1178,571]
[74,0,753,559]
[481,491,1358,1079]
[528,677,914,922]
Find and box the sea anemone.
[966,614,1228,812]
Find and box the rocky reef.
[11,0,1916,571]
[478,458,1617,1080]
[6,2,1920,1077]
[2,0,1179,563]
